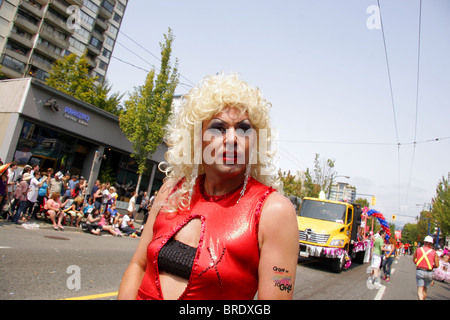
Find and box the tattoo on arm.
[272,266,293,293]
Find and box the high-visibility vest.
[415,247,436,270]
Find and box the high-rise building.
[0,0,127,83]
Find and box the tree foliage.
[45,53,123,115]
[431,174,450,236]
[119,29,179,190]
[46,53,96,102]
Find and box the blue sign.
[63,106,90,126]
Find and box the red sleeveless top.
[136,177,274,300]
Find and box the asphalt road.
[1,220,449,301]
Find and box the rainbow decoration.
[363,207,391,240]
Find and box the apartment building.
[0,0,127,83]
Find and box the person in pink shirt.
[46,192,68,230]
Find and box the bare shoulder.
[261,192,296,221]
[258,192,298,244]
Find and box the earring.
[187,163,199,209]
[237,147,253,204]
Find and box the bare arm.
[257,193,299,300]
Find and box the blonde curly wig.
[159,73,281,212]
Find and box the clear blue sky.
[107,0,450,228]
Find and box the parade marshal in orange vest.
[413,236,440,300]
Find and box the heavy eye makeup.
[206,119,253,134]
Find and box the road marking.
[374,285,386,300]
[0,246,11,249]
[62,292,118,300]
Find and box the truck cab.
[297,197,364,272]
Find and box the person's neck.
[203,172,245,196]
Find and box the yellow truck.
[297,197,370,273]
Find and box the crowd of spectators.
[0,161,156,238]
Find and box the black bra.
[158,238,197,280]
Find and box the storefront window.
[14,120,91,175]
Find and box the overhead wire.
[377,0,401,212]
[405,0,423,207]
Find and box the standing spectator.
[48,172,64,196]
[127,191,137,215]
[25,170,44,220]
[368,229,385,289]
[0,163,10,219]
[11,173,32,224]
[7,161,18,194]
[90,180,100,200]
[66,175,79,199]
[30,164,39,178]
[138,191,149,215]
[382,237,396,283]
[93,182,104,210]
[413,236,440,300]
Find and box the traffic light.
[371,196,376,206]
[392,215,396,221]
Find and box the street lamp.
[328,175,350,200]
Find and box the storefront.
[0,78,167,200]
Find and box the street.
[1,220,449,301]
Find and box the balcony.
[39,28,70,50]
[0,64,25,79]
[3,48,30,64]
[87,44,101,56]
[35,43,63,61]
[66,0,83,7]
[9,32,34,49]
[95,17,109,31]
[14,15,40,35]
[98,6,113,20]
[49,0,74,17]
[29,56,53,73]
[33,0,50,6]
[19,0,44,19]
[44,11,75,35]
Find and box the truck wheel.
[331,256,344,273]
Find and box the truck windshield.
[299,200,347,223]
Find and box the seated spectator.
[83,197,94,217]
[86,207,102,236]
[120,210,139,236]
[64,195,84,227]
[99,209,121,237]
[46,192,68,230]
[108,203,121,227]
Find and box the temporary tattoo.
[272,266,293,293]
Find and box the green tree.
[89,79,124,116]
[278,170,302,197]
[311,153,336,196]
[431,174,450,237]
[402,222,419,245]
[45,53,96,102]
[119,29,179,193]
[45,53,122,115]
